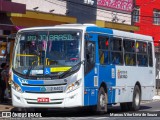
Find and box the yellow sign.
[51,67,71,72]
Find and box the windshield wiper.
[26,56,40,78]
[59,60,85,78]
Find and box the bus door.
[84,33,97,106]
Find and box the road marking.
[94,117,110,119]
[69,117,110,120]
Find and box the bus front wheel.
[128,85,141,111]
[97,87,108,114]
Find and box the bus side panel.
[84,65,116,106]
[98,65,116,104]
[115,66,155,103]
[84,68,98,106]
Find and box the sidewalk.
[0,99,14,112]
[153,90,160,100]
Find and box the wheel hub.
[100,94,106,108]
[135,92,140,106]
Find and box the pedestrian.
[0,63,9,103]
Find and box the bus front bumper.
[11,87,83,108]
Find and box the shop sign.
[97,0,133,12]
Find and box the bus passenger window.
[111,52,123,65]
[98,36,110,65]
[123,39,136,66]
[136,41,148,67]
[110,37,123,65]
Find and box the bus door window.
[110,37,123,65]
[85,41,95,74]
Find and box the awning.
[9,11,77,27]
[95,20,139,32]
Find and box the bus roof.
[18,24,153,42]
[18,24,96,32]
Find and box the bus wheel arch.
[97,82,108,113]
[99,82,108,94]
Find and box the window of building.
[136,41,148,66]
[124,39,136,66]
[133,7,140,22]
[153,9,160,25]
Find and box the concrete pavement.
[0,99,13,112]
[153,90,160,100]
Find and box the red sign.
[37,98,50,103]
[97,0,133,12]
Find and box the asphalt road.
[1,100,160,119]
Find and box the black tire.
[97,87,108,114]
[120,103,129,111]
[128,85,141,111]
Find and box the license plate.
[37,97,50,103]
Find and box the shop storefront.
[0,0,26,67]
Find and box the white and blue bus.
[11,24,155,112]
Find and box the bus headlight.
[11,81,22,93]
[66,79,81,93]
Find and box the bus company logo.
[117,70,128,79]
[40,86,47,92]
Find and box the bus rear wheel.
[128,85,141,111]
[97,87,108,114]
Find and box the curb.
[152,95,160,100]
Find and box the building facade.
[133,0,160,79]
[134,0,160,47]
[12,0,138,31]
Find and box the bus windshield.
[13,30,81,77]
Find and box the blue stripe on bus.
[22,86,41,92]
[13,74,21,86]
[13,74,44,92]
[86,26,113,34]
